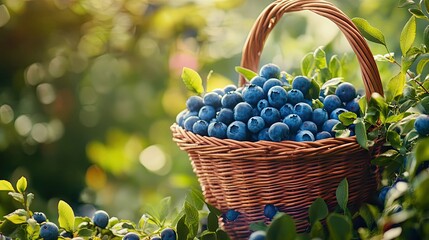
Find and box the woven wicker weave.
[171,0,383,239]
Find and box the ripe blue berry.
[123,232,140,240]
[262,79,283,94]
[279,103,294,118]
[287,89,305,105]
[299,121,318,135]
[323,95,342,113]
[249,230,266,240]
[208,122,227,139]
[263,204,278,220]
[335,82,357,102]
[223,84,237,93]
[295,130,315,142]
[203,92,222,108]
[260,107,281,126]
[33,212,47,224]
[39,222,59,240]
[257,99,270,112]
[283,114,302,133]
[268,86,288,108]
[322,119,340,136]
[250,76,268,88]
[345,98,360,115]
[93,210,110,229]
[312,108,328,127]
[186,96,204,112]
[294,102,313,121]
[243,84,265,106]
[258,128,271,141]
[192,120,209,136]
[160,228,177,240]
[227,121,248,141]
[212,88,225,96]
[414,114,429,136]
[234,102,254,122]
[330,108,348,120]
[268,122,290,142]
[292,76,311,95]
[183,116,200,131]
[378,186,391,204]
[316,131,332,140]
[198,106,216,122]
[259,63,281,80]
[225,209,240,221]
[248,116,266,133]
[216,108,234,125]
[221,91,243,109]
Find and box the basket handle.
[239,0,384,100]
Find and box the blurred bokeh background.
[0,0,418,222]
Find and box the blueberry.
[415,114,429,136]
[263,204,278,220]
[267,86,288,108]
[221,91,243,109]
[316,131,332,140]
[60,231,73,238]
[186,96,204,112]
[227,121,248,141]
[279,103,294,118]
[198,106,216,122]
[345,98,360,115]
[192,120,209,136]
[249,230,266,240]
[225,209,240,221]
[299,121,318,135]
[283,114,302,133]
[378,186,391,204]
[292,76,311,95]
[287,89,304,105]
[175,109,187,127]
[335,82,357,102]
[39,222,59,240]
[295,130,315,142]
[223,84,237,93]
[260,107,281,126]
[123,232,140,240]
[183,111,198,120]
[259,63,281,79]
[216,108,234,125]
[33,212,47,224]
[268,122,290,142]
[312,108,328,127]
[212,88,225,96]
[203,92,222,108]
[323,95,342,113]
[234,102,254,122]
[248,116,266,133]
[160,228,177,240]
[93,210,109,229]
[319,96,325,103]
[294,102,313,121]
[258,128,271,141]
[257,99,270,112]
[184,116,200,131]
[322,119,340,136]
[208,122,227,139]
[250,76,268,88]
[243,84,265,106]
[330,108,348,120]
[262,78,283,94]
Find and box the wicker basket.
[171,0,384,239]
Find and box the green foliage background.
[0,0,422,225]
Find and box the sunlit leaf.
[0,180,14,191]
[4,209,27,224]
[314,47,327,69]
[321,77,343,90]
[235,66,257,81]
[16,177,27,194]
[400,16,416,55]
[426,0,429,14]
[58,200,75,232]
[8,192,24,204]
[425,24,429,47]
[355,118,368,150]
[301,52,314,77]
[398,0,416,8]
[184,201,199,239]
[386,72,406,102]
[339,112,357,126]
[352,18,386,46]
[329,55,341,77]
[372,149,399,167]
[409,8,427,19]
[26,218,40,240]
[181,67,204,95]
[308,79,320,99]
[387,131,402,149]
[417,54,429,74]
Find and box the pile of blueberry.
[176,63,360,142]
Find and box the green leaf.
[58,200,75,232]
[200,232,216,240]
[312,99,324,109]
[249,221,267,232]
[207,212,218,232]
[386,72,406,102]
[352,18,386,46]
[77,228,93,237]
[185,189,205,211]
[415,137,429,168]
[301,52,314,77]
[307,79,320,99]
[181,67,204,95]
[424,25,429,47]
[339,112,357,126]
[359,204,376,229]
[417,96,429,114]
[327,213,352,240]
[159,197,172,223]
[369,93,388,122]
[387,131,402,149]
[398,0,416,8]
[321,77,343,90]
[314,47,327,69]
[426,0,429,14]
[371,149,399,166]
[26,193,34,210]
[266,213,296,240]
[16,176,27,194]
[310,220,325,239]
[176,214,189,240]
[400,16,416,55]
[8,192,24,203]
[417,55,429,75]
[413,171,429,209]
[0,180,14,191]
[329,55,341,77]
[4,209,28,224]
[336,178,349,211]
[216,229,231,240]
[235,66,258,81]
[358,97,367,115]
[386,112,411,124]
[309,198,328,226]
[184,201,199,239]
[409,8,427,19]
[26,218,40,240]
[355,118,368,150]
